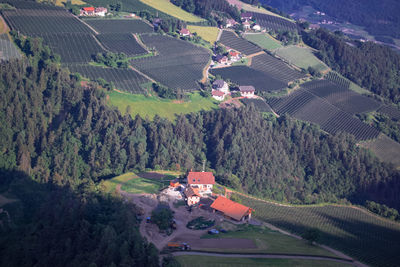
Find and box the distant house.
[212,79,229,93]
[242,21,251,30]
[212,90,225,101]
[184,187,201,206]
[226,18,238,28]
[80,7,95,16]
[180,28,191,36]
[239,85,256,98]
[252,24,261,31]
[210,196,252,221]
[241,12,252,21]
[94,7,107,16]
[187,171,215,193]
[229,50,241,61]
[215,55,228,64]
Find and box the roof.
[229,51,240,56]
[83,7,95,12]
[252,24,260,28]
[212,90,225,97]
[180,28,190,35]
[210,196,251,221]
[241,12,252,18]
[187,172,215,185]
[184,187,201,197]
[218,56,228,62]
[213,79,225,88]
[239,85,255,92]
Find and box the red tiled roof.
[180,28,190,35]
[187,172,215,185]
[185,186,201,197]
[83,7,95,11]
[229,51,240,57]
[210,196,251,221]
[212,90,225,97]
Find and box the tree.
[302,228,321,244]
[151,204,174,231]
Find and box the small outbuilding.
[212,90,225,101]
[180,28,191,36]
[226,18,238,28]
[210,196,252,221]
[242,21,251,30]
[252,24,261,31]
[184,187,201,206]
[239,85,256,98]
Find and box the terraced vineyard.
[302,80,382,114]
[241,98,273,113]
[0,34,21,61]
[250,12,298,32]
[85,19,153,34]
[68,64,148,94]
[266,89,380,140]
[251,53,305,83]
[235,193,400,267]
[274,45,328,72]
[210,66,287,91]
[219,30,262,55]
[130,34,210,91]
[96,33,147,56]
[378,105,400,120]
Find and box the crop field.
[0,33,21,61]
[68,64,148,93]
[96,33,147,56]
[274,46,328,72]
[219,30,262,56]
[302,80,382,114]
[32,33,104,63]
[266,89,380,140]
[187,25,219,44]
[250,12,298,32]
[84,19,153,34]
[130,34,210,91]
[378,105,400,120]
[211,66,287,92]
[53,0,87,6]
[0,0,62,10]
[139,0,205,22]
[251,53,305,83]
[235,193,400,267]
[244,33,282,51]
[2,8,92,34]
[241,98,273,113]
[361,134,400,168]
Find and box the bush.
[186,216,215,230]
[151,204,174,231]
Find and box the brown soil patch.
[137,171,167,181]
[0,15,9,34]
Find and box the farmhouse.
[242,21,251,30]
[215,55,228,64]
[212,79,229,93]
[210,196,252,221]
[229,50,241,61]
[184,187,201,206]
[212,90,225,101]
[187,171,215,193]
[226,18,238,28]
[241,12,252,21]
[239,85,256,98]
[180,28,191,36]
[80,7,107,16]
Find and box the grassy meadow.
[244,33,282,51]
[187,25,219,44]
[274,45,328,72]
[139,0,205,22]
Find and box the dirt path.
[246,50,265,58]
[0,15,9,34]
[129,65,156,83]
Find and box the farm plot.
[0,0,62,10]
[0,33,21,61]
[187,25,219,44]
[33,33,104,63]
[274,45,328,72]
[378,105,400,121]
[85,19,153,34]
[250,12,298,32]
[361,134,400,168]
[139,0,205,22]
[68,64,148,94]
[96,33,147,56]
[251,53,305,83]
[211,66,287,92]
[241,98,273,113]
[244,33,282,51]
[130,34,210,91]
[236,193,400,267]
[2,8,92,34]
[219,30,262,56]
[302,80,382,114]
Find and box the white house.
[184,187,201,206]
[226,18,238,28]
[243,21,251,30]
[212,79,229,94]
[95,7,107,16]
[187,172,215,194]
[252,24,261,31]
[212,90,225,101]
[239,85,256,98]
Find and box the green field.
[187,25,219,44]
[102,172,137,193]
[244,33,282,51]
[107,90,218,121]
[139,0,205,22]
[176,256,350,267]
[274,45,328,72]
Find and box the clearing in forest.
[187,25,219,44]
[139,0,205,22]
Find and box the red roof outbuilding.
[187,172,215,185]
[210,196,252,221]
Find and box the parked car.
[208,229,219,235]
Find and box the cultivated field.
[139,0,205,22]
[244,33,282,51]
[235,193,400,267]
[241,98,273,113]
[226,0,293,20]
[0,33,21,61]
[85,19,153,34]
[187,25,219,44]
[274,45,328,72]
[250,12,298,32]
[378,105,400,121]
[361,134,400,168]
[96,33,147,56]
[219,30,262,56]
[130,34,211,91]
[53,0,87,6]
[69,64,148,93]
[211,66,287,92]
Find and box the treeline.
[303,28,400,104]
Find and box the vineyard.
[378,105,400,121]
[68,64,148,94]
[250,12,298,32]
[266,88,380,140]
[235,193,400,267]
[84,19,153,34]
[244,33,282,51]
[361,134,400,168]
[219,30,262,56]
[240,98,273,113]
[96,33,147,56]
[251,53,305,83]
[274,45,328,72]
[302,80,382,114]
[0,34,21,61]
[130,34,210,91]
[210,66,287,92]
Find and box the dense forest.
[303,28,400,104]
[261,0,400,39]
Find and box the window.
[193,179,195,182]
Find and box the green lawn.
[107,91,218,121]
[244,33,282,51]
[175,256,350,267]
[201,225,337,257]
[103,172,137,193]
[139,0,205,22]
[274,45,328,72]
[121,176,173,194]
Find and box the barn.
[210,196,252,221]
